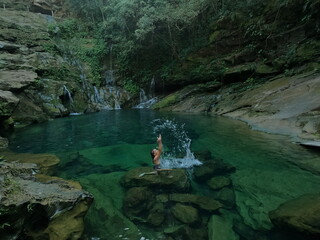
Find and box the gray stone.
[0,70,37,91]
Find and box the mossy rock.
[255,63,278,75]
[152,94,178,109]
[171,203,200,224]
[207,176,232,190]
[169,193,223,212]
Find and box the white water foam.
[152,119,202,169]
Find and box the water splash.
[152,119,202,169]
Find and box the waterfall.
[63,85,73,103]
[149,76,155,98]
[114,90,121,109]
[93,86,101,103]
[140,89,148,103]
[60,44,126,110]
[151,119,202,169]
[133,78,158,109]
[105,70,115,86]
[109,44,113,70]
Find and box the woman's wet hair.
[150,150,155,159]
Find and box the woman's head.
[150,149,156,159]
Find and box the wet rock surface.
[269,194,320,236]
[121,167,190,191]
[120,162,232,240]
[0,152,93,240]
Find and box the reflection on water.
[7,109,320,240]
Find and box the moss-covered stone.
[152,94,178,109]
[171,203,200,224]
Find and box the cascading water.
[134,77,158,109]
[152,119,202,169]
[149,76,155,98]
[63,85,73,103]
[60,44,126,111]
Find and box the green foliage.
[48,19,81,39]
[47,19,106,85]
[152,94,178,109]
[40,64,80,82]
[123,79,140,95]
[60,0,319,92]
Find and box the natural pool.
[7,109,320,240]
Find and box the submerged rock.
[123,187,155,218]
[79,172,143,240]
[164,225,208,240]
[147,202,166,227]
[171,203,200,225]
[208,214,239,240]
[269,194,320,236]
[194,159,235,182]
[1,151,60,175]
[212,187,236,208]
[169,193,223,212]
[207,176,232,190]
[121,167,190,192]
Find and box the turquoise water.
[7,109,320,240]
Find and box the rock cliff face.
[154,71,320,141]
[0,7,132,136]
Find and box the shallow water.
[7,109,320,240]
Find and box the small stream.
[7,109,320,240]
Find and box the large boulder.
[0,161,93,240]
[269,194,320,236]
[123,187,155,218]
[121,167,190,192]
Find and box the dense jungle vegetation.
[50,0,319,95]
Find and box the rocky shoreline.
[152,70,320,143]
[0,151,93,240]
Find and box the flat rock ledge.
[269,194,320,237]
[121,166,190,192]
[0,157,93,240]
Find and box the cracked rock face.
[0,154,93,240]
